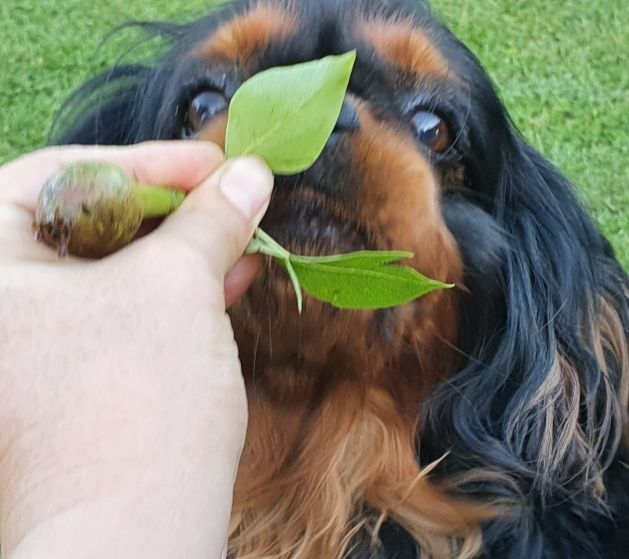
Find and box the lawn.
[0,0,625,266]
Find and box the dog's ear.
[429,120,628,553]
[48,20,192,146]
[49,64,152,146]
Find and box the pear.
[34,162,184,258]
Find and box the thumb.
[153,156,273,275]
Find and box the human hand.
[0,142,273,559]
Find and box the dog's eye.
[411,111,451,153]
[184,90,227,134]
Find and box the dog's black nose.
[334,101,360,133]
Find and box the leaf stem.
[249,228,291,259]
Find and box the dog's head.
[54,0,511,399]
[53,1,628,557]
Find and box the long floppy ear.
[429,121,628,556]
[48,20,193,146]
[48,7,241,147]
[49,64,153,146]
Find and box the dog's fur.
[51,1,629,557]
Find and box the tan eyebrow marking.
[197,4,298,62]
[359,19,452,80]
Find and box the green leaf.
[290,250,414,268]
[225,51,356,175]
[289,259,453,310]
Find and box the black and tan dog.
[52,1,629,557]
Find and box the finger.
[153,156,273,277]
[224,254,263,307]
[0,141,224,209]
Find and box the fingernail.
[219,157,273,222]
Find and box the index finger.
[0,141,224,210]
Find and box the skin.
[0,141,273,559]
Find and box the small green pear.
[34,162,144,258]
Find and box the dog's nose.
[334,101,360,134]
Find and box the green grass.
[431,0,628,267]
[0,0,625,266]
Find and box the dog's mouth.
[239,195,371,317]
[259,190,371,257]
[230,188,381,331]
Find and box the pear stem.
[134,184,186,218]
[131,184,272,259]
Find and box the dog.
[51,0,629,557]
